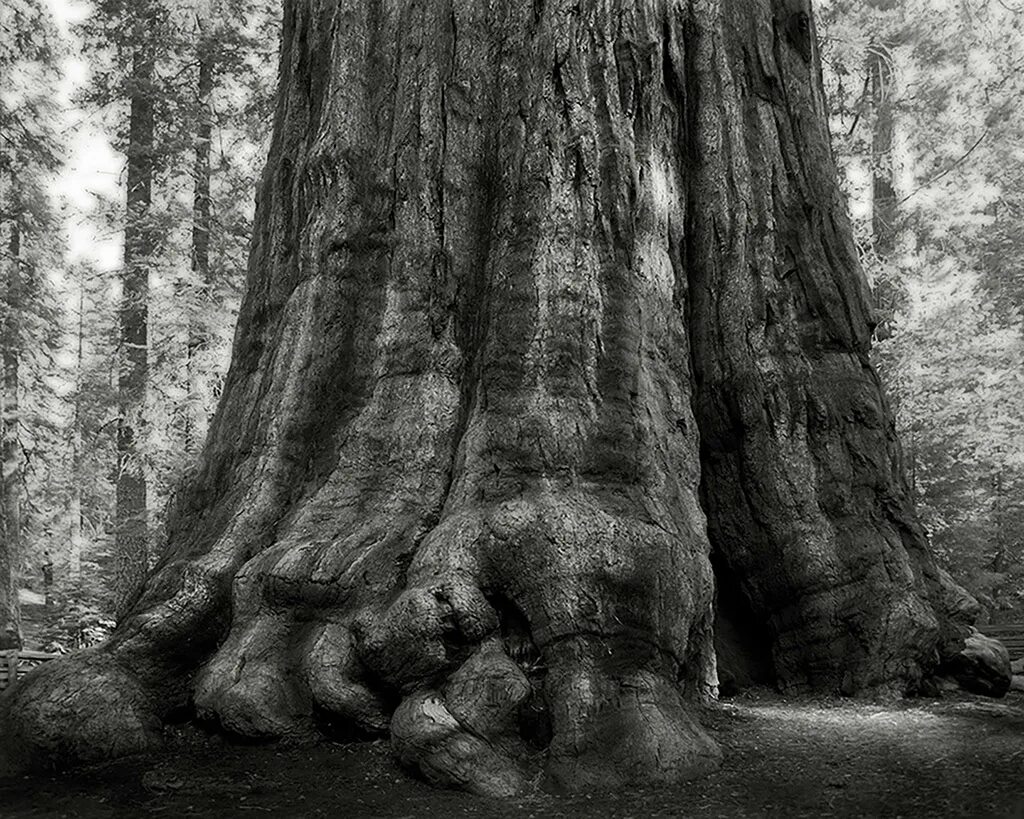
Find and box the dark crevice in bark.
[294,1,331,138]
[711,552,776,695]
[493,595,537,659]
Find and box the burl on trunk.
[0,0,968,795]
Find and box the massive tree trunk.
[0,0,968,794]
[0,205,22,651]
[114,48,155,618]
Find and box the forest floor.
[2,688,1023,818]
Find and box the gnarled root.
[391,640,534,796]
[543,636,721,792]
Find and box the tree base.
[0,638,721,795]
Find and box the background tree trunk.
[114,49,155,619]
[185,20,215,455]
[0,205,23,651]
[863,0,900,345]
[0,0,971,793]
[68,275,86,583]
[869,40,896,258]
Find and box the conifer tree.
[0,0,63,648]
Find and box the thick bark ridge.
[0,0,963,794]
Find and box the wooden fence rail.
[0,649,61,692]
[978,623,1024,662]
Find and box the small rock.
[1010,675,1024,693]
[942,632,1012,697]
[1011,657,1024,675]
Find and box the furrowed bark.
[688,0,940,695]
[69,276,86,582]
[0,0,968,792]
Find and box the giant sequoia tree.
[0,0,973,795]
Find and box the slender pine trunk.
[0,209,23,650]
[185,38,214,454]
[114,48,155,619]
[869,41,897,257]
[69,275,86,583]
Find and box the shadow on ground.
[2,689,1023,817]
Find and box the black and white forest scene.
[1,0,1023,815]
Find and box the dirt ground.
[2,689,1023,818]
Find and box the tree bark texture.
[0,212,22,651]
[114,48,155,618]
[0,0,968,794]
